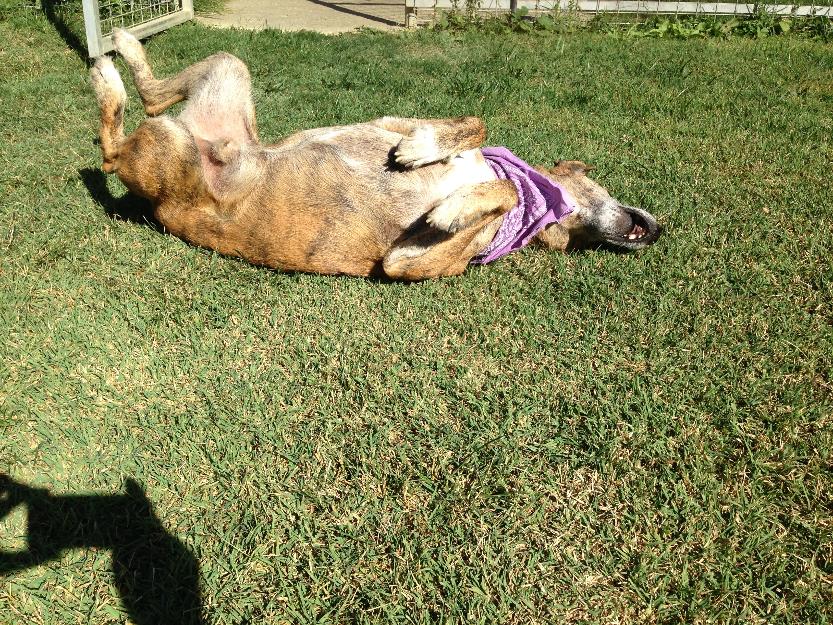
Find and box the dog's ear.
[553,160,594,176]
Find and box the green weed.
[620,10,833,40]
[433,2,833,40]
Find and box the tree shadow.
[0,474,204,625]
[40,0,90,60]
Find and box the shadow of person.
[0,474,204,625]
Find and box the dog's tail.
[90,57,127,174]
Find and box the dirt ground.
[197,0,406,33]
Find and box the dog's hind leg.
[111,28,192,116]
[369,116,486,169]
[90,57,127,173]
[383,179,516,280]
[90,57,204,198]
[111,29,258,143]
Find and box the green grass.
[1,7,832,625]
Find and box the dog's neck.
[471,147,574,264]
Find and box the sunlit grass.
[1,9,831,624]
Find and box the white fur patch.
[385,243,431,264]
[96,57,121,83]
[426,194,465,232]
[434,149,494,200]
[339,155,362,169]
[315,129,348,142]
[425,150,499,231]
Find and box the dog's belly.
[198,131,502,276]
[267,127,497,229]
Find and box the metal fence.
[82,0,193,57]
[405,0,833,26]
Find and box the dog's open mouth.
[625,212,649,241]
[609,206,661,249]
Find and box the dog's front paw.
[426,194,465,233]
[395,126,444,169]
[90,56,126,105]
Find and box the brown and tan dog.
[90,30,661,280]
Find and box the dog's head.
[537,161,661,252]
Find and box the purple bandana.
[471,147,575,264]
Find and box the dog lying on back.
[90,30,661,280]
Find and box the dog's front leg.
[383,179,516,280]
[369,116,486,168]
[426,179,517,233]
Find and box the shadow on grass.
[41,0,89,60]
[0,474,204,625]
[80,167,164,233]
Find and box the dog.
[90,29,661,280]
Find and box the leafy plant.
[507,6,534,32]
[613,9,822,40]
[434,4,581,35]
[433,3,833,41]
[791,14,833,40]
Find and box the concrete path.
[197,0,406,34]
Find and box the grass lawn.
[1,6,832,624]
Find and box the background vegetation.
[1,6,831,624]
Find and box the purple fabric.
[471,147,575,264]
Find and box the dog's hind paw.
[90,56,120,83]
[394,126,444,169]
[111,28,144,63]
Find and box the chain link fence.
[82,0,193,57]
